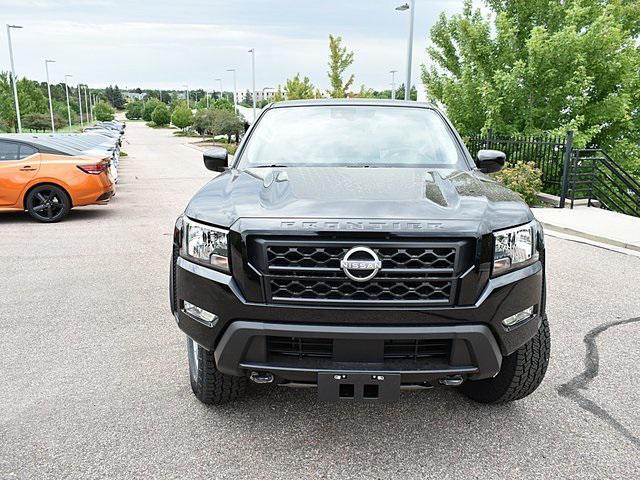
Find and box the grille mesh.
[267,245,456,270]
[266,336,452,361]
[270,277,452,302]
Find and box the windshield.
[238,105,466,169]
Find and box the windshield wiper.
[254,164,289,168]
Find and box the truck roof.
[267,98,437,109]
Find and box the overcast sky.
[1,0,473,93]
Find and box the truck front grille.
[269,277,452,302]
[267,245,456,270]
[254,239,464,306]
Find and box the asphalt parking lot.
[1,122,639,479]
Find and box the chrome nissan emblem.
[340,246,382,282]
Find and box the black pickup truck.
[170,99,550,405]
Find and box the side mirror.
[203,147,228,172]
[476,149,506,173]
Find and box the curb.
[540,222,640,253]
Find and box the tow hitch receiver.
[318,373,401,402]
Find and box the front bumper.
[171,255,544,382]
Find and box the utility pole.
[45,59,56,132]
[6,24,23,133]
[64,74,73,128]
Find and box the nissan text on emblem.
[340,246,382,282]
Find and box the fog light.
[502,306,534,327]
[182,301,219,327]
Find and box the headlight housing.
[180,216,230,273]
[492,221,539,276]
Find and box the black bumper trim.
[214,321,502,380]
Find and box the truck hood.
[184,167,533,233]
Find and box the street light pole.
[248,49,256,121]
[215,78,223,101]
[6,24,23,133]
[64,74,72,128]
[77,83,84,128]
[390,70,398,100]
[44,59,56,132]
[227,68,237,114]
[84,85,90,123]
[396,1,415,101]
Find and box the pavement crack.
[557,316,640,449]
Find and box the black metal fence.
[569,149,640,217]
[464,129,572,196]
[464,129,640,217]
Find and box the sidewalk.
[532,206,640,252]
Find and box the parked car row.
[0,120,125,222]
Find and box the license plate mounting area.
[317,372,401,402]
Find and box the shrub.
[142,98,161,122]
[494,161,542,206]
[94,101,115,121]
[171,103,193,130]
[125,101,144,120]
[193,108,215,135]
[23,113,51,132]
[152,103,171,126]
[212,98,234,112]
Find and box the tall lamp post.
[44,59,56,132]
[215,78,223,101]
[396,1,415,101]
[64,74,73,128]
[226,68,237,114]
[6,24,23,133]
[390,70,398,100]
[83,85,90,123]
[77,83,84,128]
[183,84,189,108]
[248,48,256,121]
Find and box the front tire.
[462,315,550,403]
[25,184,71,223]
[186,337,246,405]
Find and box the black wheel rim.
[31,189,65,220]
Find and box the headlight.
[492,221,538,276]
[180,217,230,272]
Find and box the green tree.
[241,90,253,107]
[94,101,115,121]
[171,102,193,130]
[284,74,316,100]
[193,108,216,135]
[22,113,51,132]
[104,85,125,109]
[273,85,285,102]
[212,109,244,143]
[125,100,144,120]
[142,98,161,122]
[421,0,640,174]
[327,35,355,98]
[152,103,171,126]
[212,98,234,111]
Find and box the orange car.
[0,137,114,222]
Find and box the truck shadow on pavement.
[199,383,542,457]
